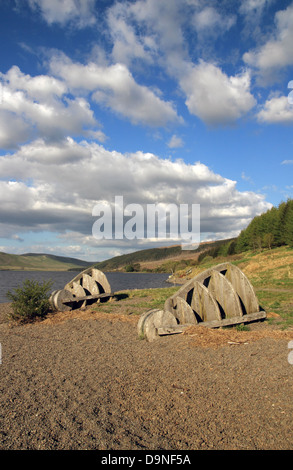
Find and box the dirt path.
[0,302,293,450]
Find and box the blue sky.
[0,0,292,261]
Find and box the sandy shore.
[0,301,293,450]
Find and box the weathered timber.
[63,292,115,303]
[195,262,259,315]
[49,290,59,310]
[91,268,111,294]
[206,270,243,318]
[141,262,267,341]
[82,273,100,295]
[165,279,222,323]
[137,308,178,342]
[50,289,75,312]
[197,310,267,328]
[157,311,267,336]
[65,267,111,296]
[157,324,192,336]
[164,262,264,328]
[50,267,113,312]
[175,297,197,324]
[191,281,222,322]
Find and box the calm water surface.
[0,270,173,303]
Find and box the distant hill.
[94,238,234,272]
[0,252,94,271]
[0,239,233,272]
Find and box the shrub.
[6,279,53,323]
[125,263,141,272]
[125,264,134,272]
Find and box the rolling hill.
[0,252,93,271]
[94,238,235,272]
[0,239,233,272]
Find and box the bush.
[125,264,135,272]
[125,263,141,272]
[6,279,53,323]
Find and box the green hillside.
[192,198,293,264]
[0,252,93,271]
[94,238,234,272]
[236,198,293,252]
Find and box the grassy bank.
[166,245,293,329]
[91,245,293,330]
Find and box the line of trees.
[197,199,293,262]
[235,198,293,252]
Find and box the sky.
[0,0,292,262]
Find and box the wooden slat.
[157,325,191,336]
[199,311,266,328]
[63,292,115,304]
[157,311,266,336]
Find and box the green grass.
[93,286,179,316]
[127,286,178,306]
[255,289,293,329]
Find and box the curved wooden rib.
[91,269,111,294]
[207,270,243,319]
[175,297,197,325]
[190,281,222,322]
[65,267,111,295]
[82,273,100,295]
[164,277,197,317]
[66,282,87,309]
[212,263,259,314]
[164,279,221,323]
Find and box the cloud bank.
[0,138,271,258]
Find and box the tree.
[283,199,293,246]
[235,199,293,253]
[263,232,274,249]
[227,240,236,255]
[125,265,134,272]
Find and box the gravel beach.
[0,301,293,451]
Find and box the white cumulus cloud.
[257,95,293,124]
[179,61,256,126]
[0,66,101,147]
[50,55,181,127]
[243,3,293,78]
[0,138,271,250]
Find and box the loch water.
[0,270,174,303]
